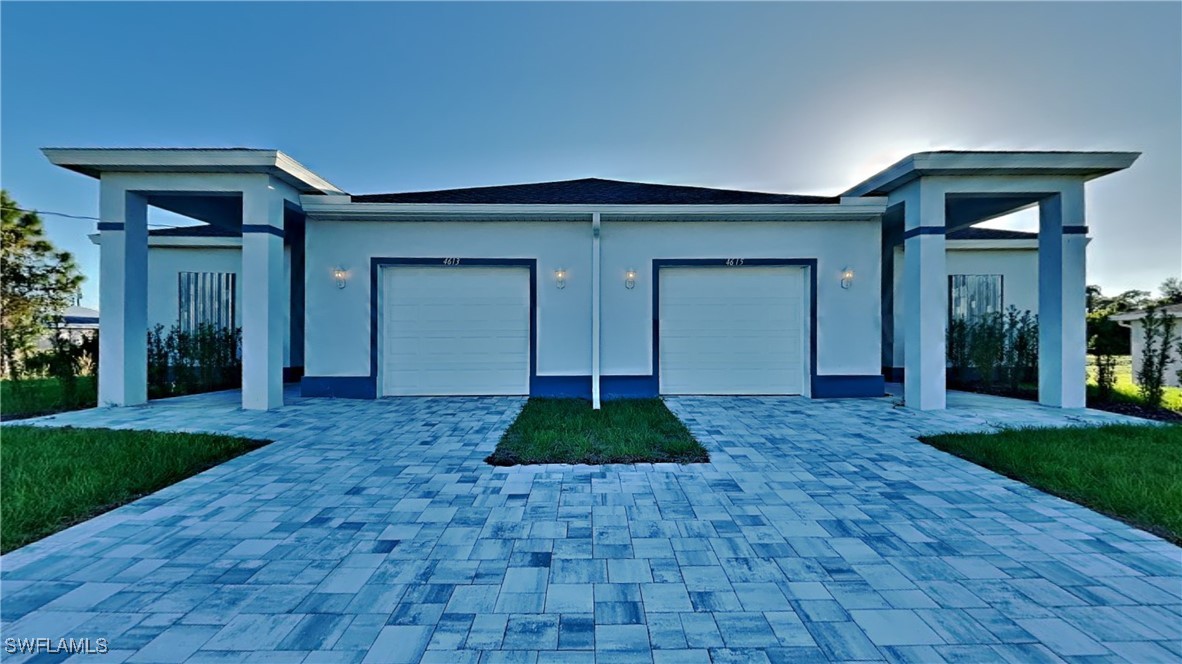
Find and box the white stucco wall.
[302,218,882,381]
[601,220,881,378]
[304,220,592,378]
[891,245,1038,369]
[145,244,292,366]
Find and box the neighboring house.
[44,147,1139,411]
[35,305,100,351]
[1111,304,1182,388]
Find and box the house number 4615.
[443,257,462,266]
[726,258,745,266]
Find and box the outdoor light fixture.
[555,268,567,289]
[840,267,854,289]
[333,266,347,289]
[625,269,637,290]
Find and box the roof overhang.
[843,151,1141,197]
[299,197,888,223]
[42,147,345,195]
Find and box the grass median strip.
[922,423,1182,545]
[486,398,708,466]
[1,426,268,552]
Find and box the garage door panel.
[382,266,530,396]
[659,266,806,395]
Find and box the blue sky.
[3,1,1179,308]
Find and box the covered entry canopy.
[41,148,343,411]
[845,150,1139,410]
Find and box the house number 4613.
[726,258,745,266]
[443,257,462,266]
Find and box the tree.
[0,191,84,377]
[1136,305,1179,409]
[1160,277,1182,305]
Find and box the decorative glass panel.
[948,274,1003,322]
[178,272,236,332]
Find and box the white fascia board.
[301,200,887,222]
[41,147,345,195]
[843,151,1141,197]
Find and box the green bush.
[1136,306,1179,409]
[147,323,241,399]
[948,306,1038,390]
[1089,316,1125,402]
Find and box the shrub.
[1136,306,1179,409]
[967,311,1007,388]
[1089,316,1125,402]
[948,307,1038,391]
[147,323,241,399]
[947,317,970,383]
[1002,307,1038,390]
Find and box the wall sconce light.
[333,266,348,289]
[840,267,854,289]
[625,269,637,290]
[554,268,567,289]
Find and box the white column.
[901,182,947,410]
[241,182,286,410]
[98,181,148,406]
[1038,185,1088,408]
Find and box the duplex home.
[44,148,1138,411]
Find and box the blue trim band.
[241,224,285,238]
[652,258,820,397]
[301,376,376,399]
[903,226,946,240]
[812,375,886,398]
[97,222,124,231]
[370,258,538,397]
[533,376,591,398]
[1062,226,1089,235]
[602,375,659,399]
[532,375,659,399]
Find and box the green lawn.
[922,424,1182,545]
[1,376,97,421]
[487,398,709,466]
[1,426,268,552]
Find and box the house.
[1111,303,1182,388]
[44,147,1139,411]
[32,305,100,352]
[121,223,1043,390]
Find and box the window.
[178,272,236,332]
[949,274,1003,321]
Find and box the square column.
[241,184,286,410]
[901,183,947,410]
[1038,186,1088,408]
[98,182,148,406]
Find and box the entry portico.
[845,151,1139,410]
[43,148,344,410]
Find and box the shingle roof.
[946,227,1037,240]
[353,178,839,205]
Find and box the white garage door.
[659,265,807,395]
[381,266,530,396]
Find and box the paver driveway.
[2,389,1179,663]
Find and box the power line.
[1,205,191,229]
